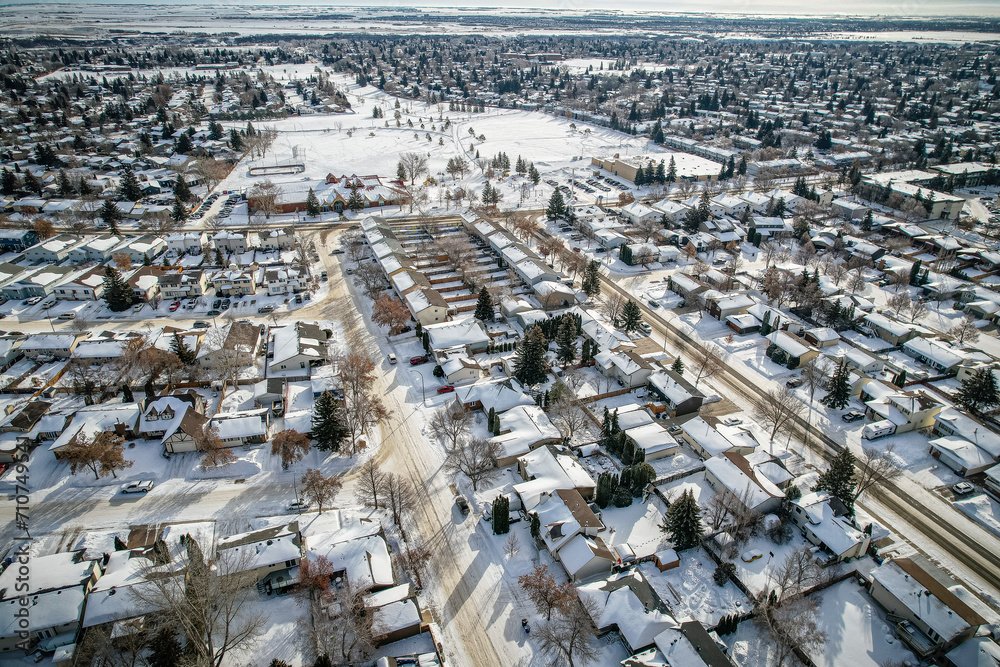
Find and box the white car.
[288,500,310,512]
[721,417,743,426]
[121,480,154,494]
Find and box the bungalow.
[862,312,922,346]
[20,332,87,360]
[594,349,653,389]
[425,317,490,355]
[680,416,740,459]
[843,347,883,375]
[803,327,840,348]
[577,571,675,651]
[454,378,534,415]
[209,409,270,446]
[647,370,704,417]
[439,356,484,385]
[831,198,869,220]
[49,403,140,459]
[668,273,711,302]
[624,422,679,461]
[493,404,563,466]
[707,293,754,321]
[216,523,302,593]
[790,492,871,563]
[534,280,580,310]
[902,338,963,374]
[869,557,985,657]
[933,408,1000,460]
[515,444,596,510]
[367,586,423,647]
[404,287,449,326]
[269,321,328,373]
[726,313,760,335]
[766,330,820,368]
[704,451,784,515]
[928,437,995,477]
[650,620,734,667]
[651,199,690,223]
[621,201,662,225]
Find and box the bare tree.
[428,405,472,450]
[354,262,388,301]
[753,385,806,443]
[907,298,928,323]
[518,564,575,621]
[341,230,366,263]
[132,535,266,667]
[602,291,627,325]
[64,431,133,480]
[355,459,388,509]
[196,425,236,469]
[298,577,373,664]
[399,152,428,186]
[801,358,826,450]
[691,345,725,386]
[887,291,911,318]
[847,266,867,294]
[949,313,981,346]
[887,269,910,292]
[635,216,663,243]
[445,437,501,491]
[549,394,589,439]
[300,468,342,513]
[757,594,827,666]
[383,473,416,538]
[504,533,520,559]
[535,598,601,667]
[771,545,828,603]
[854,444,902,503]
[341,352,391,455]
[193,157,231,191]
[372,294,411,335]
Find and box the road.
[597,274,1000,604]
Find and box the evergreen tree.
[821,358,852,409]
[122,384,134,403]
[670,357,684,375]
[491,496,510,535]
[58,169,75,197]
[545,189,566,221]
[312,391,347,452]
[0,168,18,196]
[173,174,192,202]
[581,338,593,364]
[528,163,540,185]
[117,167,143,202]
[909,259,922,286]
[215,248,224,266]
[171,196,188,223]
[170,333,196,365]
[860,209,873,232]
[893,370,907,389]
[102,265,135,312]
[555,314,577,365]
[397,161,407,181]
[147,626,182,667]
[621,300,643,333]
[313,656,333,667]
[513,327,548,386]
[100,198,122,234]
[662,490,703,550]
[229,128,242,151]
[347,186,365,212]
[22,170,41,196]
[955,367,1000,416]
[175,132,192,154]
[582,260,602,297]
[529,511,540,539]
[595,472,618,509]
[666,156,677,183]
[306,188,320,217]
[474,286,494,322]
[814,448,857,514]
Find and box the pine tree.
[0,168,17,196]
[581,338,592,363]
[347,186,365,212]
[821,358,852,409]
[528,163,540,185]
[117,167,143,202]
[546,189,566,221]
[122,384,134,403]
[173,174,192,202]
[860,209,873,232]
[474,286,494,322]
[147,626,182,667]
[595,472,618,508]
[621,300,643,333]
[100,198,122,234]
[513,327,548,386]
[893,370,907,389]
[814,448,857,513]
[306,188,320,217]
[397,161,406,182]
[102,265,135,312]
[491,496,510,535]
[909,259,922,286]
[662,490,703,550]
[555,314,577,365]
[170,333,196,365]
[312,391,347,452]
[171,196,188,223]
[955,367,1000,416]
[58,169,75,197]
[670,357,684,375]
[229,128,242,151]
[667,156,677,183]
[582,260,602,297]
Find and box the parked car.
[387,353,397,364]
[169,301,181,312]
[56,312,76,320]
[132,303,144,313]
[454,495,470,515]
[637,322,652,335]
[212,299,222,309]
[437,385,455,394]
[257,305,274,314]
[121,480,154,494]
[25,296,43,306]
[288,500,310,512]
[841,410,864,423]
[721,417,742,426]
[206,310,221,317]
[410,355,428,365]
[785,378,804,388]
[193,320,211,329]
[952,481,975,496]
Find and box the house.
[578,570,675,652]
[49,403,141,459]
[534,280,580,310]
[532,487,607,572]
[789,492,871,562]
[0,228,38,252]
[454,378,535,415]
[200,321,262,370]
[310,526,394,593]
[208,409,270,446]
[211,268,259,296]
[832,198,869,220]
[668,273,710,302]
[766,330,820,367]
[514,257,559,287]
[2,265,82,300]
[803,327,840,348]
[213,230,248,254]
[594,349,654,389]
[138,393,205,441]
[902,338,963,374]
[650,621,735,667]
[23,234,83,263]
[81,550,165,633]
[932,408,1000,460]
[425,317,490,355]
[844,347,883,375]
[621,201,662,225]
[67,234,127,264]
[125,266,161,303]
[439,356,484,385]
[123,235,166,263]
[165,231,208,255]
[216,523,302,593]
[681,417,741,459]
[707,293,754,321]
[54,266,106,301]
[263,267,305,296]
[869,557,985,657]
[704,451,784,515]
[928,437,995,477]
[647,370,704,417]
[945,637,1000,667]
[0,550,100,653]
[404,287,449,326]
[367,585,423,646]
[864,389,943,437]
[159,270,208,300]
[268,321,328,373]
[19,332,87,360]
[515,444,596,510]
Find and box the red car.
[169,301,181,312]
[410,355,428,365]
[436,385,455,394]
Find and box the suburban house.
[869,557,985,658]
[213,231,248,254]
[454,378,535,414]
[594,349,654,389]
[165,231,208,255]
[211,268,260,296]
[862,313,924,346]
[492,404,562,466]
[902,337,963,374]
[216,523,302,594]
[647,370,704,417]
[208,409,270,446]
[366,585,423,647]
[404,287,450,326]
[425,317,490,355]
[515,444,596,510]
[928,437,996,477]
[864,389,944,437]
[54,266,106,301]
[578,571,675,653]
[624,422,679,461]
[48,403,141,460]
[159,270,208,300]
[19,332,88,360]
[707,293,754,321]
[269,321,328,373]
[704,451,784,515]
[789,492,871,563]
[766,330,820,367]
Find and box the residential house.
[125,266,161,302]
[454,378,535,414]
[704,451,784,515]
[864,389,944,437]
[928,437,995,476]
[216,523,302,594]
[647,370,704,417]
[211,268,259,296]
[902,338,963,374]
[594,349,654,389]
[425,317,490,355]
[165,231,208,255]
[789,492,871,562]
[209,409,270,446]
[269,321,327,374]
[67,234,127,264]
[707,293,754,321]
[869,557,985,657]
[49,403,140,459]
[159,270,208,300]
[766,330,820,367]
[19,332,87,360]
[23,234,83,264]
[492,404,562,466]
[53,266,106,301]
[122,235,166,263]
[213,230,248,254]
[515,444,596,510]
[624,422,679,461]
[578,571,675,652]
[0,228,38,252]
[404,287,449,326]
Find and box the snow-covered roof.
[577,570,675,650]
[934,408,1000,458]
[0,585,86,638]
[902,337,963,370]
[514,445,595,511]
[372,598,421,635]
[625,423,678,458]
[310,531,393,592]
[681,416,733,458]
[492,404,561,462]
[928,436,995,470]
[766,330,814,359]
[425,317,489,350]
[456,378,534,414]
[704,452,783,510]
[0,551,95,600]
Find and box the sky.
[2,0,999,17]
